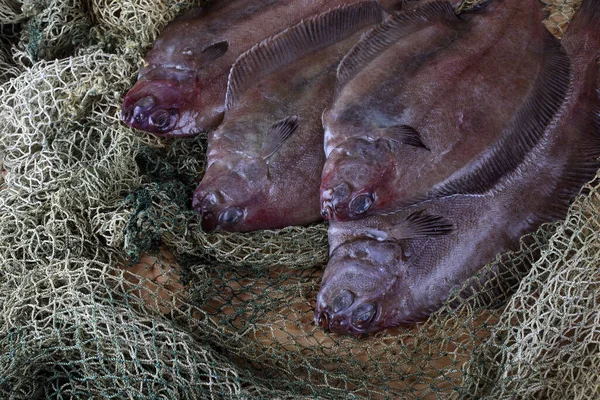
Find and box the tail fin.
[562,0,600,62]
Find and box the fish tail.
[562,0,600,61]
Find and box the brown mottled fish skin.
[320,0,566,222]
[314,0,600,336]
[192,2,385,232]
[120,0,362,137]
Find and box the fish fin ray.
[540,97,600,222]
[199,40,229,65]
[337,1,459,89]
[226,1,384,109]
[380,124,429,150]
[430,33,572,197]
[391,209,454,239]
[260,116,300,159]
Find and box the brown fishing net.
[0,0,596,398]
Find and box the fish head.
[320,138,396,221]
[315,239,408,336]
[192,155,269,232]
[121,68,211,137]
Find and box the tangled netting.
[0,0,597,398]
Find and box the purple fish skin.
[192,2,385,232]
[377,0,462,13]
[315,0,600,336]
[120,0,362,137]
[320,0,555,222]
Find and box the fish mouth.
[320,184,350,221]
[321,204,333,219]
[200,213,219,232]
[321,192,373,222]
[120,94,144,127]
[120,76,199,137]
[192,190,219,232]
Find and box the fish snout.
[320,188,334,219]
[121,94,181,135]
[315,310,330,330]
[121,95,156,127]
[200,213,218,232]
[320,182,353,221]
[321,203,333,219]
[194,193,245,232]
[321,193,375,221]
[315,290,378,336]
[193,191,221,232]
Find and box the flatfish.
[120,0,367,137]
[320,0,569,221]
[314,0,600,335]
[193,2,385,232]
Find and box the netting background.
[0,0,597,398]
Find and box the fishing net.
[0,0,596,398]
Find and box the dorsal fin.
[429,33,572,198]
[537,81,600,222]
[225,1,384,109]
[260,116,300,159]
[337,1,459,89]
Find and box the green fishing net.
[0,0,596,398]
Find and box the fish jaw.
[121,68,218,137]
[315,240,410,336]
[320,141,397,221]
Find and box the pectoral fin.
[199,41,229,64]
[390,209,454,239]
[260,116,300,159]
[380,124,429,150]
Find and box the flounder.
[320,0,570,221]
[193,2,385,232]
[120,0,368,137]
[315,0,600,336]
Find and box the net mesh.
[0,0,597,398]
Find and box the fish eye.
[202,192,222,210]
[149,109,177,132]
[136,95,155,108]
[350,303,376,329]
[332,182,350,199]
[332,290,354,313]
[218,207,243,226]
[349,193,373,215]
